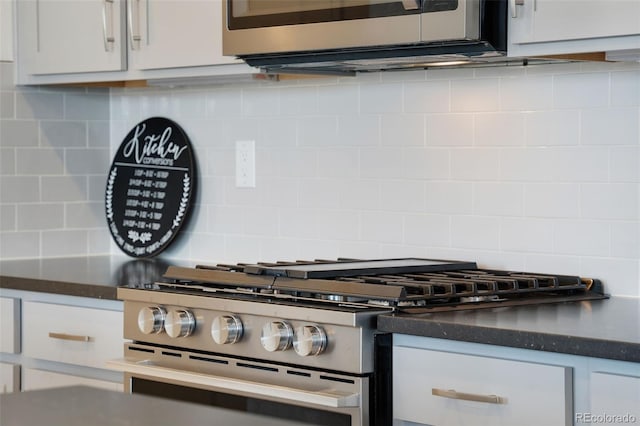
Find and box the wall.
[111,61,640,297]
[0,61,111,257]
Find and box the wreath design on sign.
[105,167,117,221]
[173,173,191,229]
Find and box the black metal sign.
[105,117,196,258]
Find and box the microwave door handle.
[401,0,421,10]
[106,358,360,408]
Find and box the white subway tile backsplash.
[610,70,640,107]
[42,230,88,257]
[0,205,16,231]
[474,112,526,146]
[426,113,474,146]
[0,231,40,258]
[473,183,524,216]
[611,222,640,259]
[581,108,639,146]
[360,148,405,179]
[425,182,473,214]
[553,72,609,109]
[65,148,110,175]
[337,115,380,146]
[500,218,553,253]
[0,176,40,202]
[1,120,39,147]
[450,148,501,181]
[404,80,450,113]
[297,116,338,146]
[525,110,580,146]
[16,92,64,120]
[381,115,424,146]
[401,148,449,180]
[451,78,500,112]
[16,148,65,175]
[500,75,553,111]
[361,211,404,243]
[403,213,450,247]
[2,59,637,296]
[610,147,639,183]
[360,83,404,114]
[451,216,500,249]
[17,203,64,230]
[524,183,580,218]
[581,183,638,220]
[1,92,14,119]
[41,176,87,202]
[318,84,359,115]
[553,220,610,256]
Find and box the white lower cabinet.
[0,362,20,394]
[0,290,124,393]
[23,301,123,369]
[393,346,572,426]
[22,368,123,392]
[588,372,640,425]
[393,335,640,426]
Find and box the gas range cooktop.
[128,258,608,313]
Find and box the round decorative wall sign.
[105,117,196,258]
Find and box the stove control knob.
[164,309,195,338]
[293,325,327,357]
[137,306,166,334]
[261,321,293,352]
[211,315,243,344]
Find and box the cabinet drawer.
[0,297,20,354]
[393,346,572,426]
[23,301,123,369]
[23,368,123,392]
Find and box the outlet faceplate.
[235,140,255,188]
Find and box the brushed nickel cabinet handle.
[102,0,115,51]
[128,0,142,49]
[48,332,93,342]
[509,0,525,18]
[432,388,507,404]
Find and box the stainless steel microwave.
[222,0,508,74]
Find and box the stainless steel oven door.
[108,344,370,426]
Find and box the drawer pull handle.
[432,388,507,404]
[48,332,93,342]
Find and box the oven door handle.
[106,358,360,408]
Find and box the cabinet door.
[17,0,126,75]
[509,0,640,57]
[127,0,240,70]
[510,0,640,44]
[589,372,640,424]
[0,297,20,354]
[393,346,573,426]
[0,363,20,394]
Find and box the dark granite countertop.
[2,257,638,363]
[0,256,176,300]
[378,296,640,363]
[0,385,313,426]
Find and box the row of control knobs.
[137,306,327,357]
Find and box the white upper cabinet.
[15,0,251,85]
[126,0,239,70]
[508,0,640,57]
[18,0,126,74]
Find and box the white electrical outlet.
[235,140,256,188]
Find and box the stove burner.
[157,259,607,312]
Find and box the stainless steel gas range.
[108,258,607,426]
